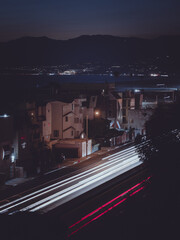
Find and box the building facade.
[43,99,85,142]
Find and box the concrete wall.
[43,99,85,141]
[87,139,92,155]
[63,100,84,139]
[63,113,74,135]
[43,102,52,140]
[63,127,74,139]
[51,102,63,139]
[54,139,92,158]
[43,101,64,141]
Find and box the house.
[42,99,84,142]
[121,90,143,129]
[85,91,123,131]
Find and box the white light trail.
[102,141,149,160]
[26,156,140,212]
[0,152,138,214]
[0,147,138,212]
[0,143,145,214]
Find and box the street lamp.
[95,110,100,117]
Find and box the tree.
[136,98,180,237]
[86,118,110,138]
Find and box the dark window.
[82,101,87,107]
[54,130,59,137]
[128,100,131,107]
[122,99,126,107]
[71,131,74,136]
[65,116,68,122]
[123,117,127,124]
[33,133,40,139]
[122,109,126,116]
[74,118,79,123]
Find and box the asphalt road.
[60,169,151,239]
[0,142,148,215]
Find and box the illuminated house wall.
[43,99,84,141]
[43,101,64,141]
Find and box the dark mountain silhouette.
[0,35,180,71]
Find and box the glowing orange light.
[95,111,100,116]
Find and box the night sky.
[0,0,180,42]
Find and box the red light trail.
[68,176,151,237]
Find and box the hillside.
[0,35,180,72]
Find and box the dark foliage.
[135,99,180,239]
[86,118,110,138]
[0,213,67,240]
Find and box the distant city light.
[0,114,10,118]
[134,89,140,93]
[48,73,55,76]
[150,73,159,77]
[59,70,76,75]
[160,74,168,77]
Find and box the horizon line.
[1,33,180,43]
